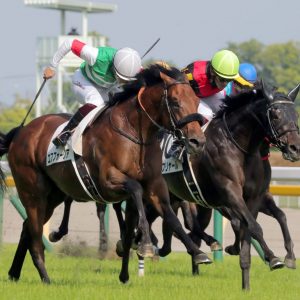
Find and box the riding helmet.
[211,49,240,79]
[113,47,142,81]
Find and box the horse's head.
[138,64,205,155]
[262,81,300,161]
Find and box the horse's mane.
[112,64,185,103]
[215,81,291,118]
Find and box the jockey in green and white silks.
[43,38,142,147]
[46,39,141,107]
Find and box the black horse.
[160,82,300,289]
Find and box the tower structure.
[24,0,117,116]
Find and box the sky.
[1,0,300,106]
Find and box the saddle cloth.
[160,121,212,207]
[46,106,107,202]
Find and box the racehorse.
[0,64,206,284]
[159,81,300,289]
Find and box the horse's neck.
[222,109,265,154]
[114,96,160,144]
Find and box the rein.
[222,112,250,154]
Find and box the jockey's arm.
[43,39,98,79]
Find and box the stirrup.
[52,131,71,147]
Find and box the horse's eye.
[170,100,181,109]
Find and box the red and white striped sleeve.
[50,39,98,68]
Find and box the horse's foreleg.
[239,226,251,290]
[125,180,153,258]
[148,178,211,265]
[119,202,138,283]
[48,197,73,242]
[225,217,241,255]
[230,195,284,271]
[261,192,296,269]
[8,220,30,281]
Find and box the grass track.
[0,244,299,300]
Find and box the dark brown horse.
[159,82,300,289]
[0,64,206,284]
[222,141,297,268]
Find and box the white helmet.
[113,47,142,81]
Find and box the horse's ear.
[159,71,173,85]
[261,79,274,101]
[288,83,300,102]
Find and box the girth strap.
[74,155,105,202]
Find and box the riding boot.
[168,139,185,160]
[52,103,96,147]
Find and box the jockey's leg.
[52,70,106,147]
[52,103,96,147]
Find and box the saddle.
[46,106,107,202]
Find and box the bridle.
[138,81,203,141]
[110,81,203,145]
[266,99,299,150]
[223,95,299,154]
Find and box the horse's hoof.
[225,245,240,255]
[269,257,285,271]
[284,257,296,269]
[137,243,154,258]
[99,242,108,252]
[8,274,19,282]
[116,240,124,257]
[210,241,223,252]
[119,274,129,284]
[42,278,51,284]
[48,231,60,243]
[194,253,212,265]
[158,247,171,257]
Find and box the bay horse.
[0,64,207,284]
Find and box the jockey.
[169,49,241,159]
[43,38,142,147]
[225,62,257,96]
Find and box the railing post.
[213,209,223,261]
[0,189,4,246]
[251,238,266,262]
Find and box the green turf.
[0,244,299,300]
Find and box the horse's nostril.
[189,138,205,149]
[289,144,299,153]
